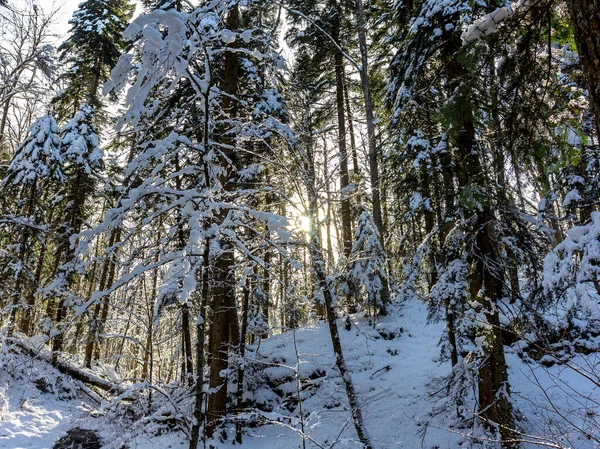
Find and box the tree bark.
[332,4,353,261]
[353,0,390,311]
[235,283,251,443]
[566,0,600,139]
[344,78,360,178]
[444,30,515,445]
[206,248,234,437]
[181,305,194,385]
[189,243,210,449]
[206,4,240,436]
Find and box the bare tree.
[0,1,57,158]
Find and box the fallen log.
[8,337,126,395]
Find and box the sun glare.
[299,215,312,233]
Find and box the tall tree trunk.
[444,31,515,445]
[0,97,12,156]
[344,78,360,178]
[332,5,353,261]
[353,0,390,311]
[206,248,234,437]
[235,282,251,443]
[206,4,240,436]
[141,255,159,385]
[262,250,271,339]
[323,138,335,270]
[189,242,211,449]
[181,306,194,385]
[566,0,600,139]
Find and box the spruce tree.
[388,0,519,443]
[53,0,135,120]
[1,114,63,335]
[347,211,389,318]
[47,104,103,356]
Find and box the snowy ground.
[1,299,598,449]
[0,348,91,449]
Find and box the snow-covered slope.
[0,346,92,449]
[236,299,461,449]
[1,299,598,449]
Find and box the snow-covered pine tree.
[543,211,600,344]
[46,0,134,361]
[46,104,103,356]
[347,211,389,319]
[77,1,292,443]
[388,0,519,443]
[53,0,135,120]
[142,0,185,11]
[1,114,63,336]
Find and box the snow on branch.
[461,0,538,45]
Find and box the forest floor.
[0,299,598,449]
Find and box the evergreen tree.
[1,114,63,335]
[53,0,135,119]
[347,211,389,317]
[388,0,519,442]
[0,0,599,447]
[46,104,103,356]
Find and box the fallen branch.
[8,337,126,395]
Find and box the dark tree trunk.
[354,0,390,311]
[189,243,210,449]
[444,31,515,444]
[261,250,271,339]
[206,4,240,436]
[566,0,600,138]
[206,248,234,437]
[344,78,360,179]
[181,305,194,385]
[332,5,353,261]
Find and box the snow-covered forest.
[0,0,599,448]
